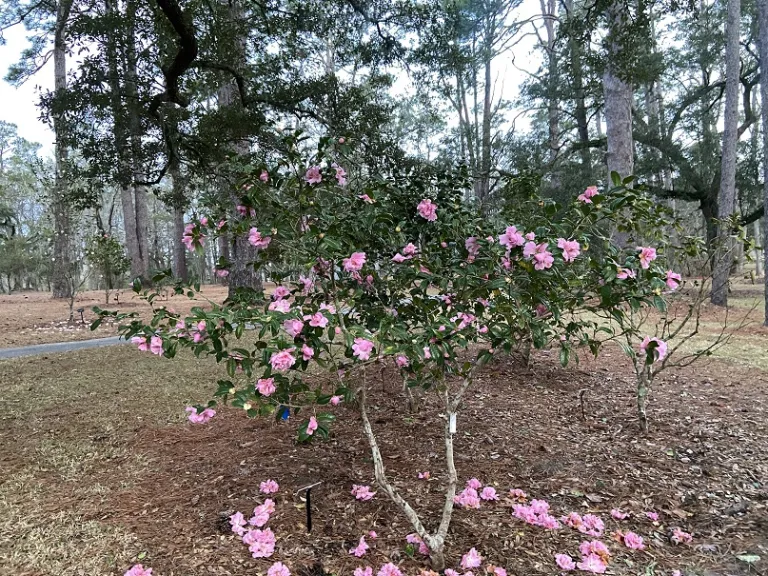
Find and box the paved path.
[0,336,126,360]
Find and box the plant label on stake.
[449,413,457,434]
[295,481,322,533]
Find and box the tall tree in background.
[758,0,768,324]
[602,0,634,183]
[51,0,73,298]
[711,0,741,306]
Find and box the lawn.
[1,290,767,575]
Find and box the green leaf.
[559,346,570,367]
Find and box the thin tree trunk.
[170,172,189,282]
[565,0,591,173]
[755,220,763,278]
[637,367,650,433]
[758,0,768,323]
[51,0,73,299]
[602,0,634,184]
[712,0,741,307]
[479,55,492,204]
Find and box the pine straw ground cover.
[1,321,767,576]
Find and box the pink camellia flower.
[417,198,438,221]
[445,571,460,576]
[671,527,693,544]
[270,349,296,372]
[350,535,369,557]
[418,471,430,479]
[557,238,581,262]
[666,270,682,290]
[352,338,374,361]
[490,567,506,576]
[406,533,430,555]
[283,319,304,338]
[499,225,525,248]
[403,243,418,256]
[248,227,272,249]
[301,344,314,361]
[611,508,629,520]
[672,572,682,576]
[229,511,247,536]
[260,170,269,182]
[638,246,657,269]
[305,166,322,184]
[257,378,277,396]
[249,507,271,528]
[358,194,375,204]
[580,514,605,537]
[423,346,431,359]
[299,275,314,294]
[244,527,276,558]
[578,185,599,203]
[525,232,536,240]
[529,499,549,514]
[478,325,489,334]
[352,484,376,501]
[269,299,291,313]
[645,511,659,522]
[579,540,610,558]
[131,336,149,352]
[273,286,291,300]
[343,251,367,272]
[465,237,480,261]
[186,406,216,424]
[555,554,576,571]
[440,241,448,248]
[533,246,554,270]
[509,488,527,501]
[466,478,482,490]
[480,487,499,501]
[617,268,636,280]
[562,511,583,529]
[217,219,226,229]
[306,416,318,435]
[330,395,342,406]
[640,336,668,363]
[454,487,481,508]
[307,312,329,328]
[124,565,153,576]
[215,268,229,278]
[523,241,537,258]
[334,164,347,186]
[268,562,290,576]
[623,531,645,550]
[395,355,409,368]
[355,568,373,576]
[392,253,408,263]
[369,531,377,539]
[577,553,607,574]
[377,563,403,576]
[461,548,483,570]
[260,479,279,494]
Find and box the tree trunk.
[759,0,768,323]
[602,1,634,184]
[542,0,560,189]
[478,54,492,204]
[125,0,151,283]
[637,367,650,433]
[711,0,741,307]
[218,0,261,299]
[51,0,73,299]
[564,0,592,173]
[755,220,763,278]
[172,205,189,282]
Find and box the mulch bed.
[79,348,768,576]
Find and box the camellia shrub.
[97,137,682,569]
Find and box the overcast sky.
[0,7,541,160]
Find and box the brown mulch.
[75,349,768,576]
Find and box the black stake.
[295,481,322,533]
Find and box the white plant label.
[449,412,457,434]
